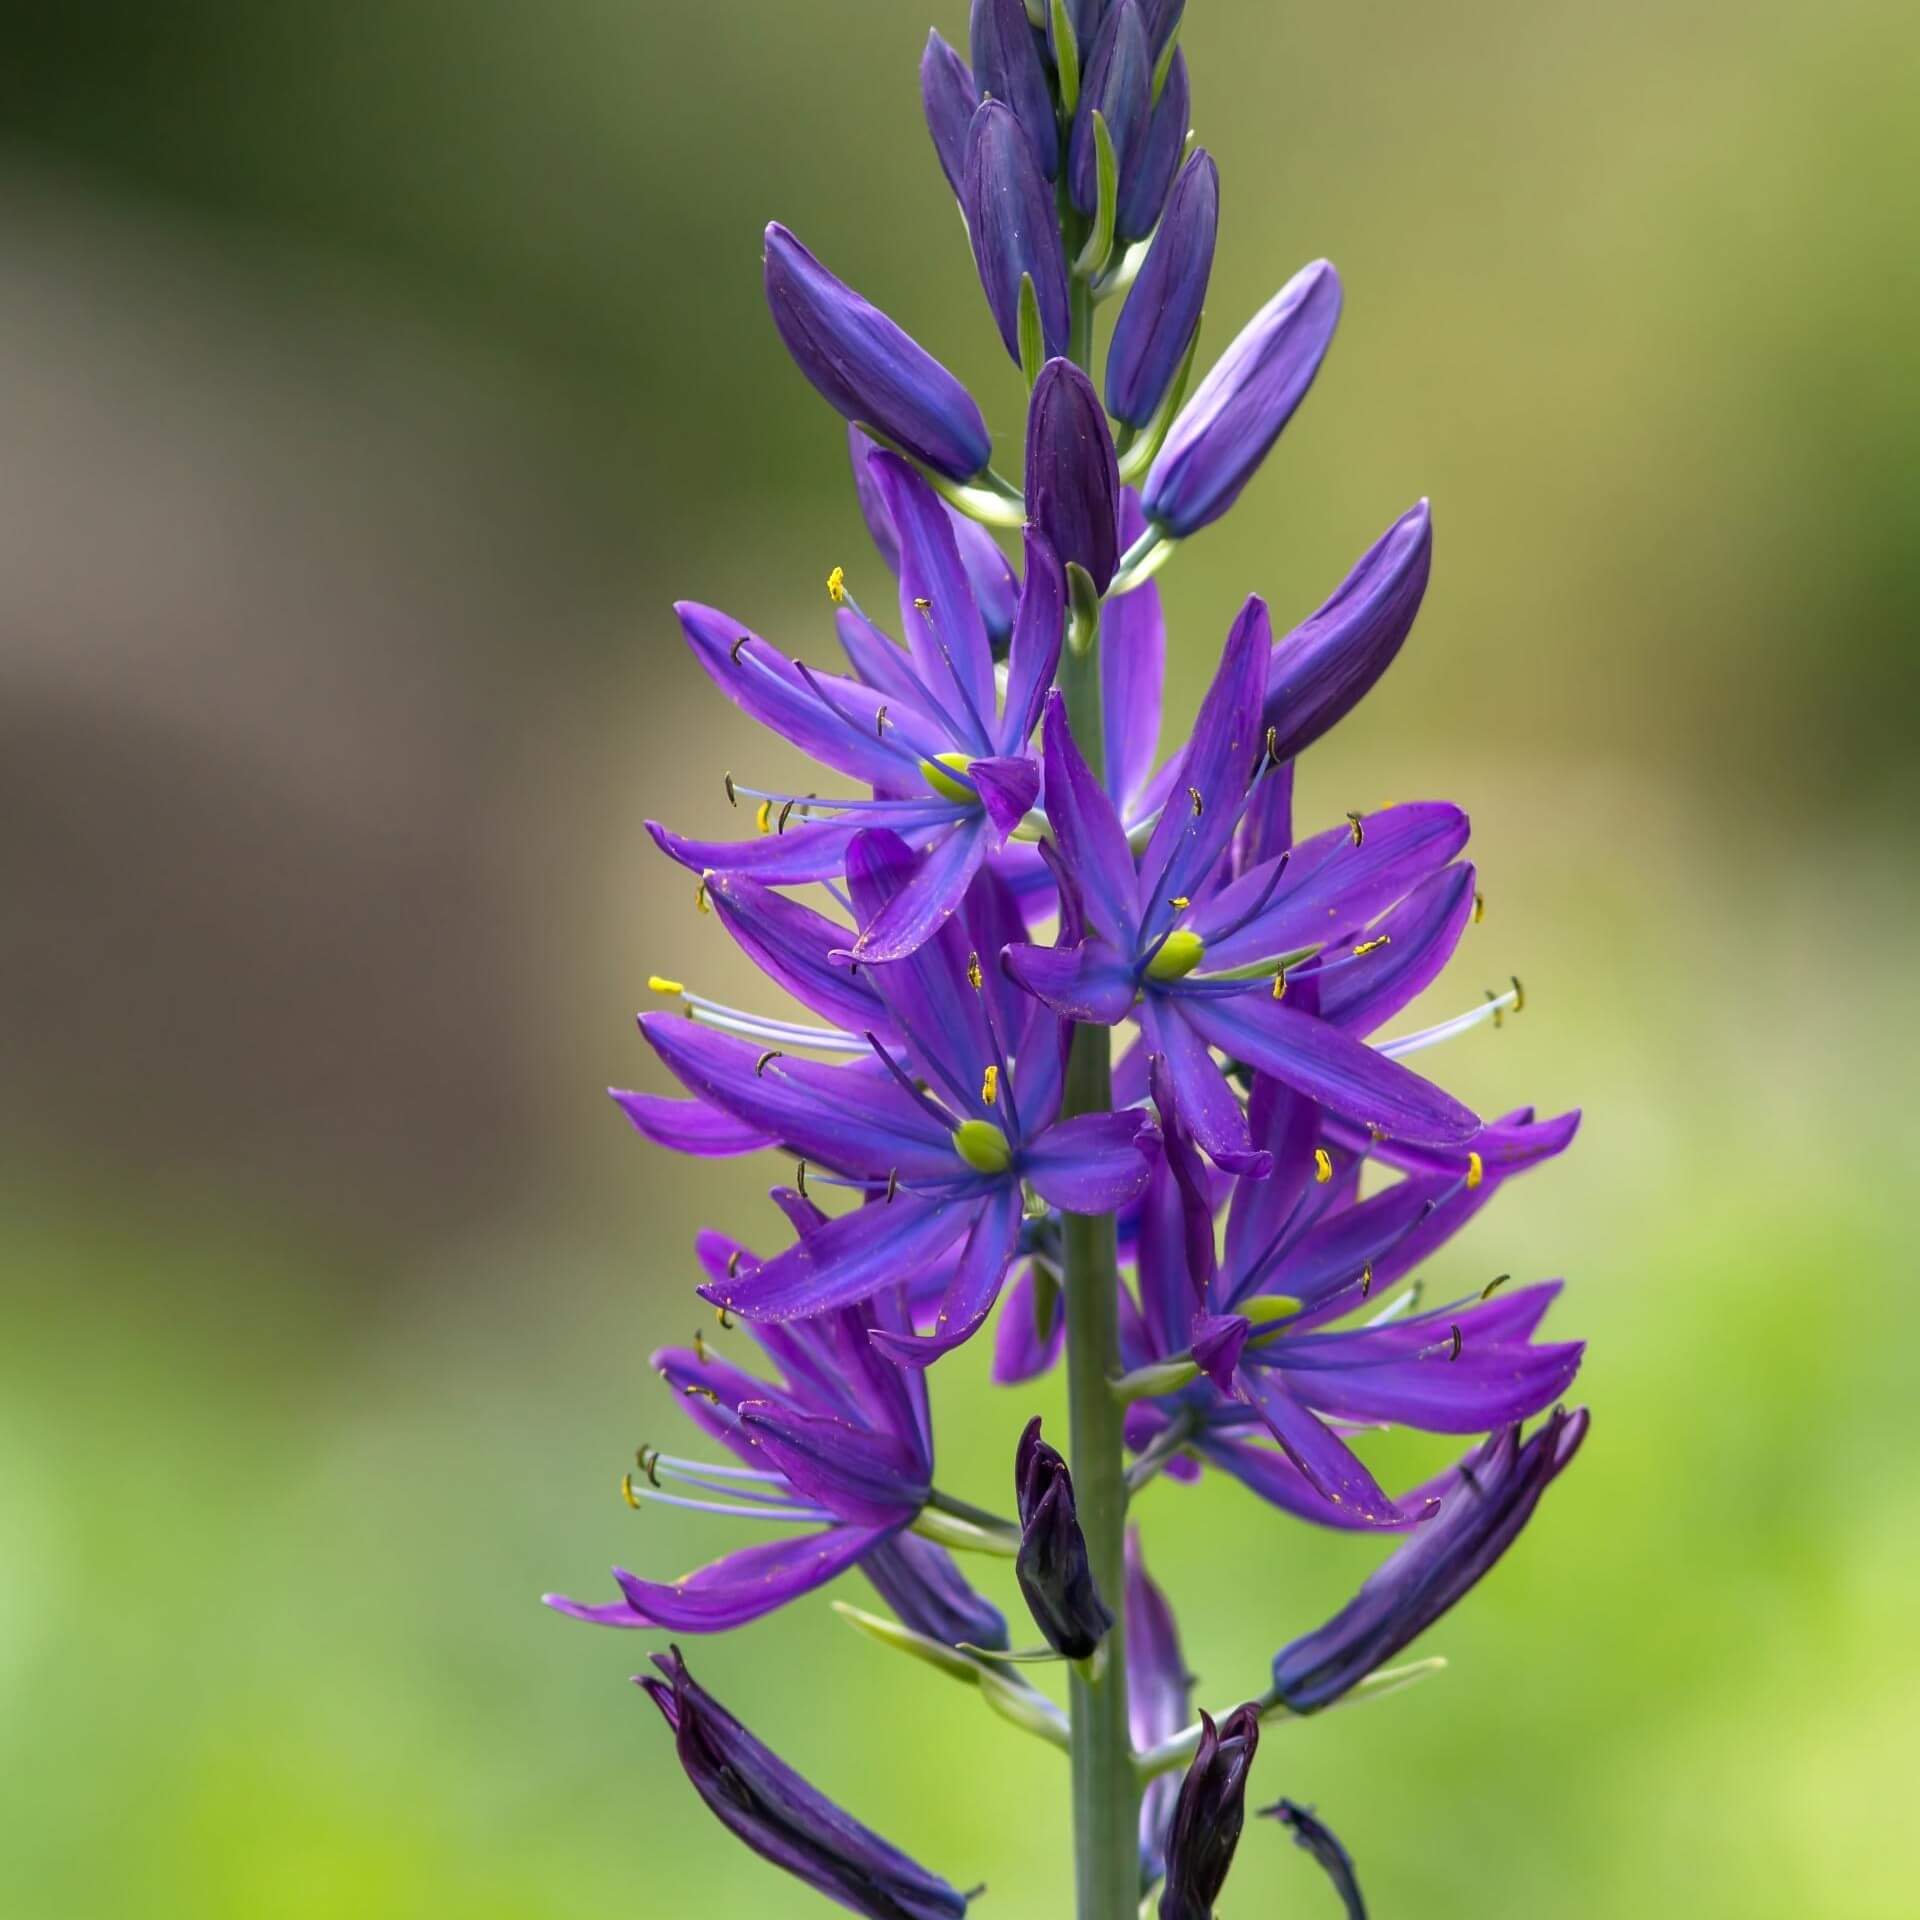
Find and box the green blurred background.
[3,1,1916,1913]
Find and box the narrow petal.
[1041,688,1142,946]
[1179,992,1480,1146]
[1101,491,1166,812]
[871,1183,1025,1365]
[1313,863,1477,1038]
[1141,998,1267,1175]
[609,1524,893,1631]
[1196,1431,1430,1533]
[920,29,976,198]
[846,817,990,964]
[1024,1110,1158,1213]
[611,1088,772,1157]
[964,99,1071,363]
[969,754,1042,844]
[992,1264,1066,1383]
[1003,938,1138,1023]
[648,812,949,886]
[707,871,889,1034]
[738,1403,931,1527]
[1236,1368,1407,1525]
[998,530,1066,754]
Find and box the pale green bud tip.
[921,751,978,806]
[1145,928,1206,982]
[953,1118,1014,1175]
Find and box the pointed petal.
[611,1087,772,1156]
[1024,1110,1158,1213]
[992,1264,1066,1383]
[648,812,949,885]
[1141,998,1267,1175]
[998,530,1067,753]
[707,871,888,1033]
[846,817,990,964]
[738,1403,931,1527]
[969,753,1042,843]
[1315,862,1477,1037]
[610,1524,892,1630]
[1041,687,1142,945]
[1236,1368,1407,1525]
[871,1183,1024,1365]
[1101,492,1167,813]
[1003,937,1137,1023]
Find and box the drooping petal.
[846,817,991,965]
[1312,863,1477,1038]
[1235,1367,1408,1526]
[1140,997,1269,1176]
[703,1193,980,1323]
[1264,499,1433,762]
[765,223,991,482]
[1143,258,1343,536]
[611,1088,773,1157]
[591,1524,891,1632]
[1178,991,1480,1146]
[1264,1800,1369,1920]
[1331,1105,1581,1182]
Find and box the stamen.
[621,1471,642,1509]
[1352,935,1391,957]
[827,565,847,604]
[635,1445,661,1486]
[981,1063,1000,1106]
[727,1248,742,1278]
[693,1329,710,1362]
[1376,982,1521,1059]
[1447,1323,1463,1362]
[1188,785,1204,817]
[1265,724,1281,765]
[1314,1147,1333,1184]
[621,1480,838,1524]
[755,1049,782,1075]
[913,595,932,611]
[1510,974,1525,1013]
[1473,890,1486,924]
[1486,987,1504,1030]
[648,975,684,997]
[865,1031,962,1129]
[723,772,737,808]
[1359,1261,1373,1298]
[778,797,801,833]
[731,635,751,664]
[1481,1272,1510,1300]
[1346,811,1365,847]
[695,877,711,914]
[796,1161,808,1196]
[876,704,889,736]
[1271,966,1287,1000]
[1466,1151,1485,1190]
[756,799,773,833]
[967,951,984,991]
[1168,895,1190,910]
[886,1167,900,1203]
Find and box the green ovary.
[921,752,978,807]
[1144,928,1206,982]
[952,1118,1014,1175]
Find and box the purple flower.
[1128,1527,1194,1886]
[1262,1800,1368,1919]
[1026,359,1122,590]
[1116,47,1189,242]
[652,842,1156,1363]
[1264,501,1433,764]
[920,31,977,198]
[1069,0,1152,217]
[1118,1065,1582,1526]
[1107,148,1218,429]
[964,101,1071,366]
[1143,259,1343,535]
[1015,1416,1115,1659]
[639,1646,975,1919]
[1004,606,1482,1169]
[649,453,1059,959]
[543,1243,963,1631]
[764,222,991,481]
[1272,1406,1590,1711]
[970,0,1059,179]
[861,1531,1011,1652]
[1158,1703,1262,1920]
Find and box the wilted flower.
[1015,1416,1116,1659]
[1262,1799,1368,1919]
[1158,1703,1262,1919]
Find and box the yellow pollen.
[1314,1147,1333,1184]
[1168,895,1190,911]
[1473,890,1486,924]
[1346,811,1366,847]
[647,975,685,997]
[755,799,773,834]
[1466,1151,1485,1190]
[1271,966,1288,1000]
[967,951,984,991]
[1360,1261,1373,1297]
[621,1472,641,1510]
[695,877,711,914]
[913,595,932,612]
[827,565,847,604]
[981,1064,999,1106]
[1352,935,1391,957]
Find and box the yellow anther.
[648,975,685,997]
[1168,895,1190,911]
[1346,811,1366,847]
[1482,1272,1511,1300]
[1473,890,1486,924]
[967,951,984,991]
[1271,965,1288,1000]
[1485,987,1504,1030]
[827,565,847,604]
[755,1049,783,1076]
[796,1160,808,1196]
[621,1472,641,1510]
[1188,785,1205,816]
[694,1329,710,1362]
[1314,1147,1333,1184]
[695,877,711,914]
[1359,1261,1373,1298]
[1465,1150,1485,1190]
[715,1306,733,1330]
[755,799,774,834]
[913,595,933,612]
[726,1248,742,1278]
[1352,935,1391,957]
[1265,724,1281,764]
[981,1063,1000,1106]
[1510,974,1525,1013]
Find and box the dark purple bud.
[1024,359,1121,589]
[1142,258,1344,534]
[639,1647,974,1920]
[765,223,992,482]
[1051,0,1111,60]
[1273,1407,1589,1712]
[1106,147,1217,426]
[1069,0,1152,216]
[1262,1800,1368,1920]
[848,426,1019,646]
[1158,1704,1262,1920]
[1116,47,1189,241]
[1128,1527,1193,1888]
[1140,0,1185,59]
[970,0,1059,180]
[921,31,977,199]
[861,1533,1012,1652]
[1014,1414,1115,1660]
[1262,500,1432,761]
[963,102,1071,366]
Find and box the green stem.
[1056,617,1138,1920]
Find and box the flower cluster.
[550,5,1588,1915]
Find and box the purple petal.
[1025,359,1122,590]
[871,1183,1025,1365]
[920,30,976,198]
[1191,1312,1252,1392]
[608,1524,893,1630]
[1115,43,1188,241]
[1236,1368,1407,1525]
[1197,1431,1433,1533]
[1101,492,1166,812]
[998,530,1066,755]
[964,100,1071,364]
[1002,937,1137,1023]
[648,812,949,886]
[1040,688,1142,945]
[1178,991,1481,1146]
[1024,1110,1158,1213]
[1314,862,1477,1037]
[970,0,1060,179]
[611,1087,772,1157]
[1107,148,1218,428]
[845,817,990,965]
[1141,998,1267,1175]
[706,872,889,1034]
[992,1264,1066,1383]
[1331,1105,1581,1182]
[969,753,1042,844]
[737,1403,931,1527]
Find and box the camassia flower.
[1116,1064,1582,1527]
[649,450,1059,962]
[545,1224,1008,1633]
[643,835,1158,1363]
[640,1646,977,1919]
[1004,604,1482,1170]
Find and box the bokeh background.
[4,2,1917,1913]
